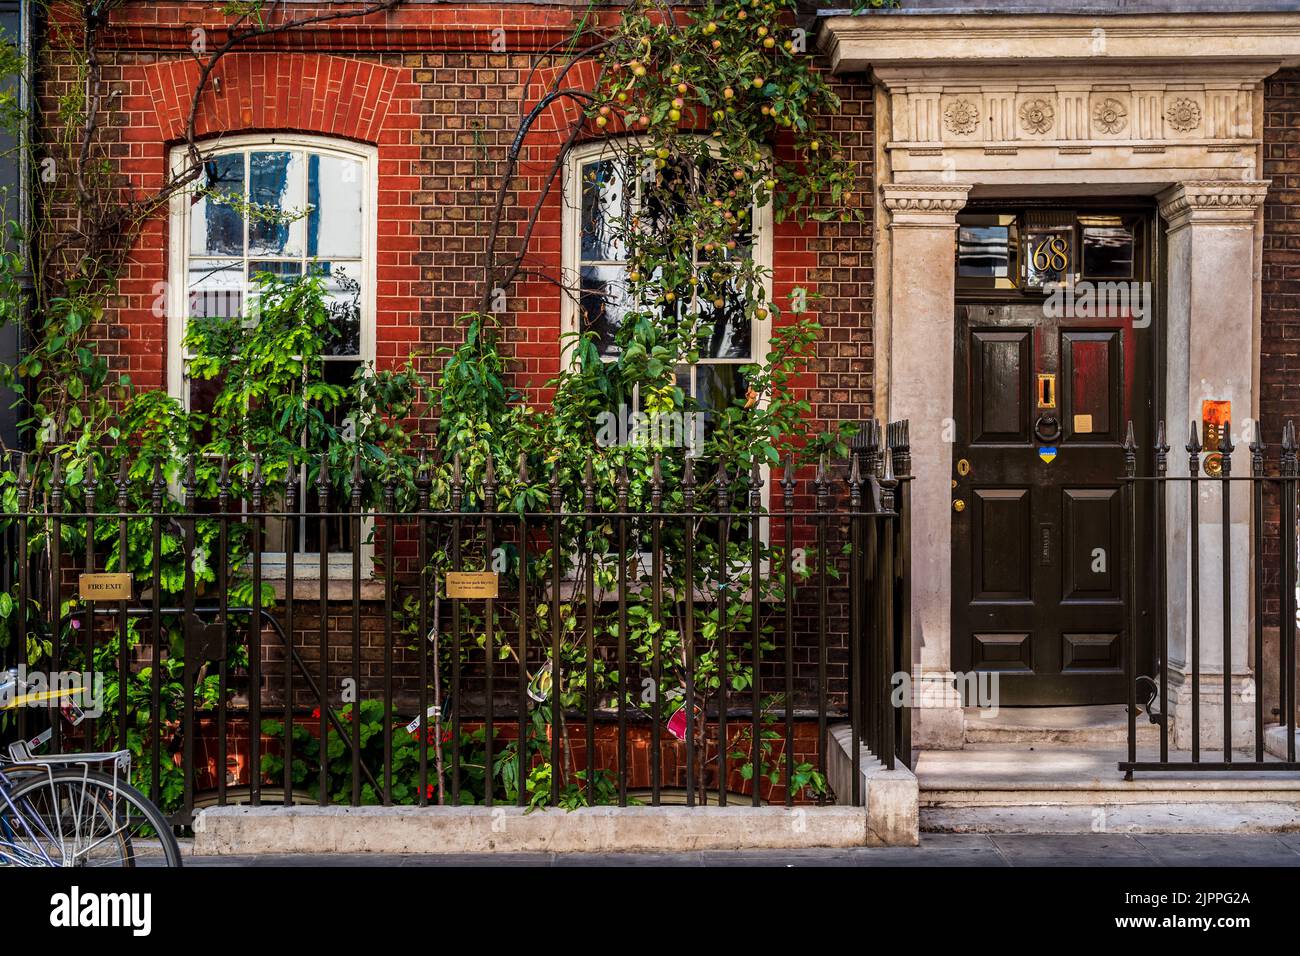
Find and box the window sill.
[268,578,387,602]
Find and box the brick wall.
[37,0,875,428]
[1261,67,1299,719]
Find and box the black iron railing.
[1,424,912,823]
[1121,418,1299,775]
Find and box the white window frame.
[166,133,379,580]
[560,136,774,380]
[560,137,775,552]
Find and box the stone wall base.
[192,804,872,855]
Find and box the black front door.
[951,294,1150,705]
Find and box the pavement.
[169,832,1300,866]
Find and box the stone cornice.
[1157,180,1271,230]
[820,13,1300,72]
[882,183,972,226]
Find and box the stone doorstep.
[191,805,871,856]
[921,803,1300,835]
[1265,723,1300,761]
[961,704,1162,746]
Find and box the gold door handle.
[953,499,966,513]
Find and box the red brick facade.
[44,0,875,432]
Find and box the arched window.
[167,134,377,570]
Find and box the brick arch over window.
[144,53,401,144]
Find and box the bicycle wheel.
[0,767,182,867]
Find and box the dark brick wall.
[1261,67,1299,719]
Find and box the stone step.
[962,704,1162,746]
[922,802,1300,834]
[917,743,1300,832]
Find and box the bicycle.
[0,669,183,867]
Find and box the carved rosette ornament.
[1092,98,1128,135]
[1165,97,1202,132]
[943,99,980,135]
[1018,98,1054,135]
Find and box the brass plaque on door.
[446,572,499,599]
[79,573,133,601]
[1073,414,1093,434]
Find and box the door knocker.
[1034,415,1062,444]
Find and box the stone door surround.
[820,11,1299,748]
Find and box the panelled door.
[952,301,1144,705]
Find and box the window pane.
[187,259,246,318]
[313,261,362,357]
[958,224,1010,278]
[1081,224,1134,279]
[308,154,364,259]
[580,263,630,357]
[248,151,305,257]
[580,159,625,262]
[699,283,752,359]
[692,363,748,437]
[190,154,245,257]
[248,260,303,282]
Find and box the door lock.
[956,458,971,477]
[953,499,966,513]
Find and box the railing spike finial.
[748,456,764,510]
[351,448,363,508]
[415,446,432,511]
[781,454,797,511]
[1155,421,1169,476]
[251,453,265,508]
[848,445,863,508]
[182,453,195,509]
[284,457,298,512]
[1218,418,1235,456]
[316,449,331,514]
[116,454,131,511]
[1186,420,1202,477]
[616,462,630,511]
[483,450,497,509]
[1122,421,1137,477]
[150,459,164,508]
[681,454,695,508]
[714,459,730,510]
[1249,420,1265,477]
[582,456,596,511]
[651,452,663,511]
[84,453,98,499]
[1282,421,1298,477]
[814,452,829,512]
[15,452,29,510]
[550,458,564,512]
[50,455,64,508]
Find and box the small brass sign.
[446,572,499,600]
[1073,414,1094,434]
[79,573,133,601]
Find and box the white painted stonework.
[820,12,1300,749]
